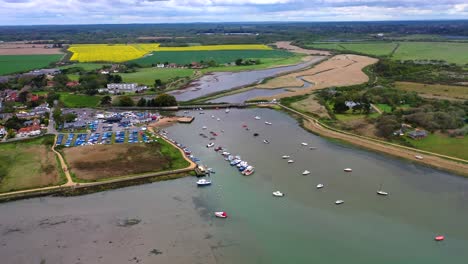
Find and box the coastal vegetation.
[0,135,64,193]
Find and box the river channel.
[169,57,324,101]
[1,108,467,264]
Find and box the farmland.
[0,54,63,75]
[120,68,195,86]
[132,49,292,65]
[395,82,468,100]
[63,140,189,181]
[408,133,468,160]
[0,136,63,193]
[68,43,272,62]
[307,41,468,64]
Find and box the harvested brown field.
[395,82,468,101]
[275,41,331,56]
[64,143,174,181]
[0,42,63,55]
[253,54,378,100]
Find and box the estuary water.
[1,108,468,264]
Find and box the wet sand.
[0,179,217,264]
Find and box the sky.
[0,0,467,25]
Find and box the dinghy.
[335,200,344,205]
[214,212,227,218]
[265,122,272,125]
[282,155,290,159]
[316,184,324,189]
[206,142,215,148]
[272,191,284,197]
[263,139,270,144]
[415,155,424,160]
[301,142,308,146]
[344,168,352,172]
[288,160,294,164]
[254,116,261,120]
[302,170,310,175]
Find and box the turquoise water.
[166,108,468,264]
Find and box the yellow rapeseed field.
[68,44,271,62]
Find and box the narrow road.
[279,103,468,177]
[370,104,383,114]
[51,134,75,186]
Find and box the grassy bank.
[58,92,102,108]
[0,135,62,193]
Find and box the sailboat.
[377,184,389,196]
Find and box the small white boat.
[265,122,272,125]
[302,170,310,175]
[225,109,230,113]
[206,142,215,148]
[214,212,227,218]
[254,116,261,120]
[282,155,290,159]
[211,115,215,118]
[272,191,284,197]
[197,179,212,186]
[242,166,255,176]
[202,126,207,130]
[415,155,424,160]
[344,168,352,172]
[377,190,389,196]
[301,142,308,146]
[217,118,221,121]
[335,200,344,205]
[287,160,294,164]
[263,139,270,144]
[316,184,324,189]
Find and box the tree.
[4,116,25,130]
[18,91,29,103]
[154,79,162,87]
[100,95,112,106]
[153,93,177,107]
[6,129,16,139]
[63,113,77,123]
[46,91,60,106]
[118,96,134,107]
[333,96,349,114]
[235,58,243,66]
[137,98,147,107]
[376,115,400,138]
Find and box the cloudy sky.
[1,0,467,25]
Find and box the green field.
[120,68,195,85]
[307,41,468,64]
[309,42,397,56]
[0,54,63,75]
[132,50,293,66]
[395,82,468,100]
[0,136,64,193]
[59,92,102,108]
[202,55,305,73]
[408,133,468,160]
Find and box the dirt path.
[370,104,383,114]
[279,104,468,177]
[51,134,75,186]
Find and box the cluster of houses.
[98,83,148,95]
[393,124,428,140]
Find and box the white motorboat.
[211,115,215,118]
[217,118,221,121]
[202,126,207,130]
[214,212,227,218]
[242,166,255,176]
[287,160,294,163]
[344,168,352,172]
[316,184,324,189]
[254,116,261,120]
[197,179,212,186]
[301,142,308,146]
[302,170,310,175]
[415,155,424,160]
[225,108,230,113]
[263,139,270,144]
[377,190,389,196]
[335,200,344,205]
[272,191,284,197]
[282,155,290,159]
[206,142,215,148]
[265,122,272,125]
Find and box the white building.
[103,83,148,94]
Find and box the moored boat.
[263,139,270,144]
[254,116,261,120]
[377,190,389,196]
[242,166,255,176]
[344,168,352,172]
[316,184,324,189]
[206,142,215,148]
[214,212,228,218]
[265,121,272,125]
[415,155,424,160]
[282,155,290,159]
[302,170,310,175]
[335,200,344,205]
[202,126,207,130]
[301,142,308,146]
[435,235,445,241]
[287,160,294,163]
[197,179,212,186]
[272,191,284,197]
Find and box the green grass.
[0,135,61,193]
[376,104,393,113]
[155,135,190,169]
[0,54,63,75]
[307,41,468,65]
[132,50,293,65]
[58,92,101,108]
[308,42,397,56]
[59,63,107,71]
[120,68,195,86]
[202,54,305,73]
[408,133,468,160]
